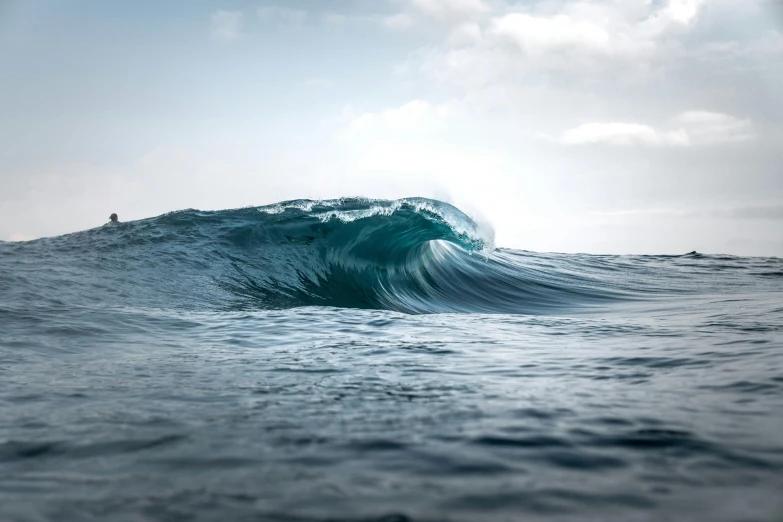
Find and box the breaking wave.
[3,197,762,314]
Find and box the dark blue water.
[2,198,782,521]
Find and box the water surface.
[2,198,782,521]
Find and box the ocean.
[1,198,782,521]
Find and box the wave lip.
[254,197,492,254]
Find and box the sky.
[1,0,781,255]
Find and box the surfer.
[109,213,118,223]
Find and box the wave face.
[0,197,776,315]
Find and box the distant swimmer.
[109,213,118,222]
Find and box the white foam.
[256,197,495,252]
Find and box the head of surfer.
[109,213,118,223]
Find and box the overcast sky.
[1,0,781,254]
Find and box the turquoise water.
[1,198,782,521]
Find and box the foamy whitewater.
[1,198,782,521]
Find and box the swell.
[1,198,777,315]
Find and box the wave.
[3,197,775,315]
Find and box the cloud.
[384,0,489,30]
[348,100,454,132]
[665,0,709,25]
[257,6,307,25]
[210,10,243,41]
[675,111,755,144]
[491,13,612,56]
[562,122,689,146]
[560,111,754,147]
[446,22,482,46]
[383,13,414,30]
[719,204,783,220]
[408,0,489,22]
[391,0,737,92]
